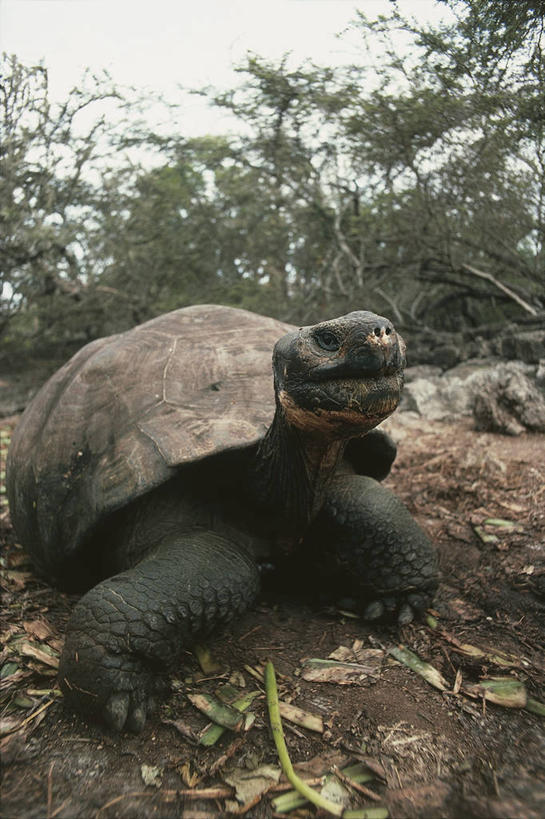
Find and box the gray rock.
[400,359,545,434]
[536,359,545,390]
[404,365,443,383]
[494,329,545,364]
[473,365,545,435]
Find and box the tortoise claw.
[105,693,130,731]
[363,600,385,621]
[361,590,432,625]
[104,693,152,732]
[126,701,147,733]
[407,592,430,611]
[397,602,414,625]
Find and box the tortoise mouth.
[278,371,403,437]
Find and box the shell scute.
[6,305,293,573]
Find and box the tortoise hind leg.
[304,475,438,623]
[59,532,259,731]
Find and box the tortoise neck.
[252,405,346,539]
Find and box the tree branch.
[461,264,539,316]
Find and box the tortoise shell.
[7,305,293,573]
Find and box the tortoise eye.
[315,330,340,352]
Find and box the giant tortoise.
[7,304,438,731]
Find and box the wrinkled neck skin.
[251,403,348,549]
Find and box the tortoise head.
[272,310,406,438]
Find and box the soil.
[1,411,544,819]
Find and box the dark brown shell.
[7,305,293,570]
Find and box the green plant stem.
[265,661,388,818]
[265,660,344,817]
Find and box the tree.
[3,0,544,367]
[0,54,143,360]
[101,120,339,323]
[335,0,545,329]
[188,0,544,331]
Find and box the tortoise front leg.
[305,475,439,623]
[59,532,259,731]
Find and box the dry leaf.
[1,571,32,590]
[389,646,449,691]
[141,763,163,788]
[453,669,463,695]
[278,701,323,733]
[179,761,200,788]
[20,642,59,669]
[464,677,527,708]
[23,620,54,642]
[224,764,280,806]
[188,692,244,731]
[301,652,383,685]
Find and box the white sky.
[1,0,447,135]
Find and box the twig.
[95,787,234,817]
[5,698,56,735]
[461,264,538,316]
[96,792,152,816]
[50,798,70,818]
[208,737,245,775]
[332,766,382,802]
[163,787,233,799]
[238,625,262,642]
[47,762,54,819]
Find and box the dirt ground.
[1,412,544,819]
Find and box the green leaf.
[389,646,448,691]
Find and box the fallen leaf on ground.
[437,629,524,668]
[272,762,382,815]
[300,653,384,685]
[526,697,545,716]
[20,642,59,669]
[0,716,21,737]
[278,701,323,733]
[179,761,200,788]
[1,571,33,590]
[23,620,54,642]
[194,643,222,674]
[189,691,257,735]
[389,646,448,691]
[198,689,259,746]
[224,763,281,807]
[464,677,527,708]
[141,763,163,788]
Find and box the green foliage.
[1,0,544,366]
[0,54,141,360]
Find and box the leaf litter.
[1,415,545,817]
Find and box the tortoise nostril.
[373,324,392,337]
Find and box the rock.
[473,365,545,435]
[400,359,545,434]
[400,359,502,421]
[426,343,462,370]
[536,359,545,390]
[405,331,467,369]
[400,378,445,419]
[404,365,443,383]
[495,329,545,364]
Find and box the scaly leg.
[59,532,259,731]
